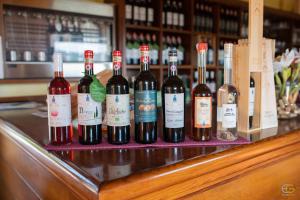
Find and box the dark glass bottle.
[78,50,102,145]
[48,53,72,145]
[134,45,157,144]
[162,48,185,143]
[192,43,212,141]
[249,76,255,129]
[106,50,130,144]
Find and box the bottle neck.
[224,56,232,84]
[140,51,150,71]
[113,56,122,76]
[54,71,63,78]
[168,55,178,77]
[197,51,206,84]
[84,58,94,76]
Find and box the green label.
[89,75,106,103]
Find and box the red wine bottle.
[134,45,157,144]
[192,43,212,141]
[106,50,130,144]
[78,50,102,145]
[162,48,185,143]
[48,53,72,145]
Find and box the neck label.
[140,50,149,63]
[113,56,122,70]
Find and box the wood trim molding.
[0,119,101,200]
[100,130,300,199]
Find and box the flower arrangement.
[274,49,300,119]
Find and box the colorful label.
[134,90,157,123]
[194,97,212,128]
[222,104,237,128]
[106,94,130,126]
[78,93,102,125]
[84,58,93,71]
[249,88,255,116]
[165,93,184,128]
[48,94,71,127]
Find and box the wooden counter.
[0,104,300,199]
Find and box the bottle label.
[249,88,255,116]
[139,7,146,21]
[134,90,157,123]
[194,97,212,128]
[167,12,172,25]
[125,5,132,20]
[221,104,237,128]
[106,94,130,126]
[78,93,102,125]
[172,13,179,26]
[165,93,184,128]
[48,94,71,127]
[126,47,132,63]
[133,6,139,20]
[132,48,139,61]
[150,49,158,62]
[208,49,214,64]
[113,54,122,70]
[179,14,184,27]
[177,49,184,63]
[147,8,154,22]
[210,82,216,93]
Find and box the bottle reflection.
[165,147,183,165]
[107,149,132,180]
[75,150,104,181]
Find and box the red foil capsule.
[196,42,208,53]
[140,45,150,63]
[112,50,122,70]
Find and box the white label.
[78,93,102,125]
[208,49,214,63]
[218,50,224,63]
[165,93,184,128]
[169,55,177,62]
[139,7,146,21]
[249,88,255,116]
[125,5,132,20]
[179,14,184,27]
[48,94,71,127]
[178,50,184,62]
[132,48,139,60]
[222,104,237,128]
[150,49,159,61]
[133,6,139,20]
[126,47,132,62]
[167,12,172,25]
[194,97,212,128]
[147,8,154,22]
[210,82,216,93]
[172,13,179,26]
[106,94,130,126]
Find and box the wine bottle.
[217,43,239,141]
[78,50,102,145]
[162,48,185,143]
[249,76,255,129]
[125,0,133,24]
[106,50,130,144]
[134,45,157,144]
[192,43,212,141]
[48,53,72,145]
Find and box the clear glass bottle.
[217,43,239,141]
